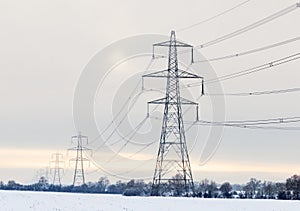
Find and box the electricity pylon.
[143,31,203,196]
[68,132,91,186]
[49,152,65,186]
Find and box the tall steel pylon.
[68,132,91,186]
[49,152,64,186]
[143,31,203,196]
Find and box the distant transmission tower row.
[46,132,91,187]
[143,31,203,196]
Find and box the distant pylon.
[49,152,65,186]
[68,132,91,186]
[143,31,204,196]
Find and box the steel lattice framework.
[143,31,203,196]
[50,152,64,186]
[68,132,91,186]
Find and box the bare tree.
[286,175,300,199]
[220,182,232,198]
[97,177,110,193]
[244,178,261,198]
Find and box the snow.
[1,190,300,211]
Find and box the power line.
[107,118,150,147]
[108,105,161,148]
[90,81,142,144]
[87,152,153,180]
[107,106,162,162]
[187,117,300,132]
[94,88,162,152]
[196,117,300,126]
[120,159,155,175]
[89,58,155,145]
[227,125,300,130]
[92,97,160,165]
[178,1,300,55]
[106,94,161,148]
[184,117,300,131]
[194,1,300,49]
[197,123,300,131]
[154,36,300,64]
[126,141,157,159]
[185,52,300,87]
[154,115,300,127]
[103,103,161,162]
[177,0,252,32]
[207,53,300,84]
[193,37,300,63]
[104,117,149,163]
[207,87,300,97]
[94,90,145,149]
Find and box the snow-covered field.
[1,190,300,211]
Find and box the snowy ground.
[1,190,300,211]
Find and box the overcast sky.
[0,0,300,185]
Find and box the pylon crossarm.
[174,41,193,47]
[148,97,197,105]
[71,135,88,139]
[147,97,166,117]
[142,69,169,78]
[179,97,198,105]
[153,40,192,48]
[148,97,167,104]
[142,69,202,79]
[178,69,203,79]
[153,40,172,46]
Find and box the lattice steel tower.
[50,152,64,186]
[143,31,203,196]
[68,132,91,186]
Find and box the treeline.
[1,175,300,199]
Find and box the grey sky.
[0,0,300,184]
